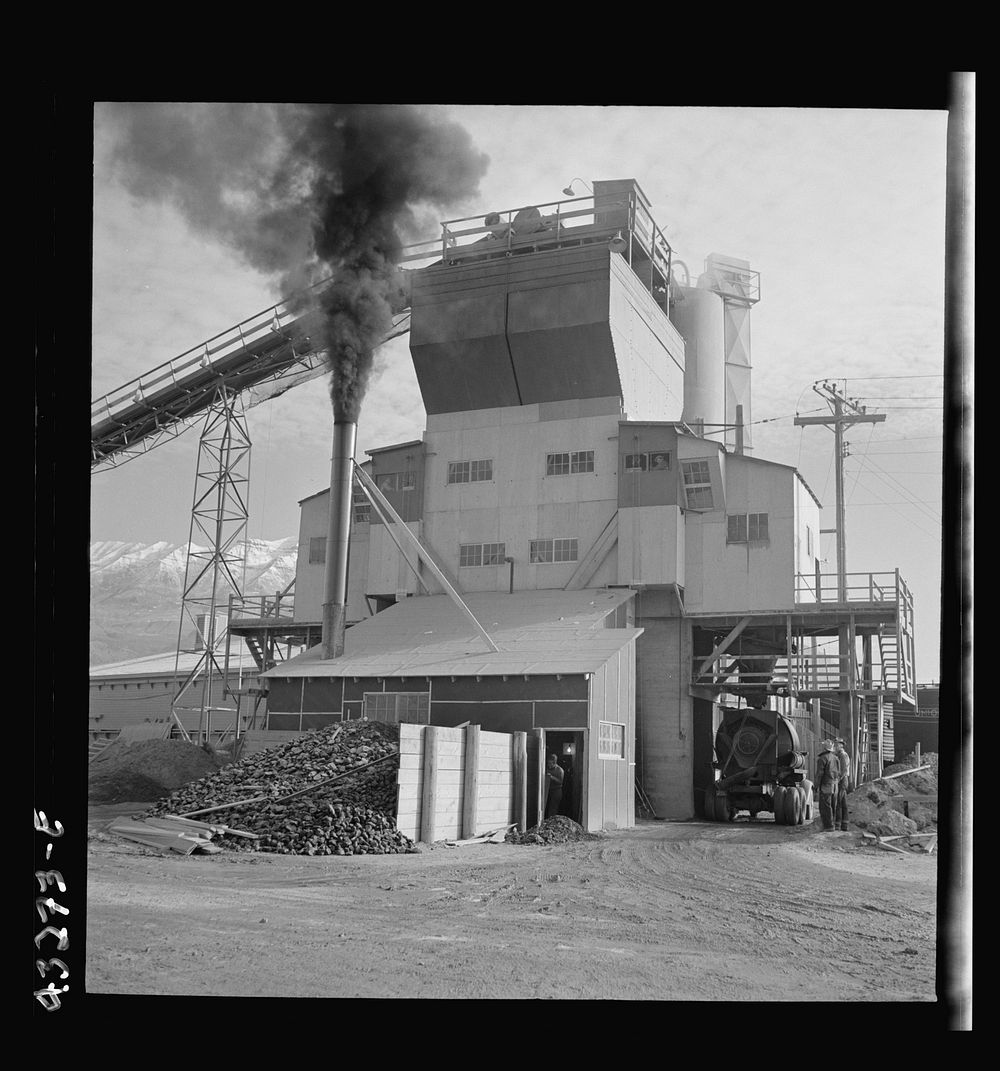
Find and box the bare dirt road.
[85,804,937,1002]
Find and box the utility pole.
[795,382,885,783]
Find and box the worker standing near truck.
[833,738,851,831]
[815,740,840,832]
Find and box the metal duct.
[321,420,358,658]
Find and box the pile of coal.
[144,721,413,856]
[506,815,599,845]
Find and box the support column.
[420,726,439,844]
[461,724,480,838]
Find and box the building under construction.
[92,178,916,828]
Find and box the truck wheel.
[783,786,802,826]
[772,786,786,824]
[704,789,716,821]
[715,793,733,822]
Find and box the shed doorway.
[542,730,584,825]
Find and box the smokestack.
[321,419,358,659]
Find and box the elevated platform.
[688,570,915,706]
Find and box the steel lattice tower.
[170,385,251,743]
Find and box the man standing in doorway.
[833,738,851,831]
[815,740,840,832]
[544,753,564,819]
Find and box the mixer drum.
[715,708,800,771]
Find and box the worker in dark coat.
[815,740,840,831]
[833,739,851,831]
[544,753,564,819]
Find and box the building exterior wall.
[587,643,636,830]
[607,255,686,421]
[409,242,685,420]
[422,403,622,590]
[793,473,822,584]
[89,673,250,737]
[632,590,694,818]
[685,457,796,613]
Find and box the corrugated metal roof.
[261,588,640,679]
[90,639,260,681]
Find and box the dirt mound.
[846,754,938,837]
[506,815,599,845]
[88,740,224,803]
[89,771,176,803]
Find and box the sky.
[90,104,949,682]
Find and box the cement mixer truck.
[704,706,814,825]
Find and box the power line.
[845,374,944,381]
[862,455,944,518]
[868,435,943,443]
[848,474,941,539]
[854,468,942,525]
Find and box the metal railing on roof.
[399,191,674,312]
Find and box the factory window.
[727,512,769,543]
[309,536,326,564]
[624,451,671,473]
[460,542,506,567]
[598,721,625,759]
[530,537,578,564]
[448,459,493,484]
[377,471,417,493]
[624,453,647,472]
[362,691,430,724]
[681,460,714,509]
[546,451,594,476]
[352,489,371,524]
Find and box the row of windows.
[363,692,430,724]
[376,471,416,493]
[312,535,580,567]
[458,538,579,567]
[726,512,769,543]
[366,451,693,498]
[546,450,594,475]
[623,451,671,472]
[459,542,507,567]
[448,459,493,484]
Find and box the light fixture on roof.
[562,178,593,196]
[609,231,628,254]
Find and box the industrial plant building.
[253,179,915,826]
[92,178,916,829]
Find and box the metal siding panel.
[532,701,590,728]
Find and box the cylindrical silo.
[672,285,727,436]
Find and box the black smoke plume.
[105,103,489,419]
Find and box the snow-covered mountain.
[90,538,298,665]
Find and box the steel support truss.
[170,385,251,743]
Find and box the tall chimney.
[321,419,358,658]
